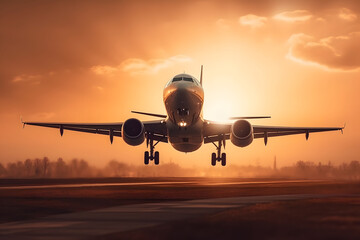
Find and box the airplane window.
[172,76,194,83]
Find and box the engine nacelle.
[122,118,145,146]
[230,120,254,147]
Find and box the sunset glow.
[0,0,359,168]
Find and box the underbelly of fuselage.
[166,118,203,152]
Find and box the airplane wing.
[23,119,168,143]
[203,122,343,144]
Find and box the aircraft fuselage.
[163,74,204,152]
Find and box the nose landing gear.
[144,133,160,165]
[210,136,227,166]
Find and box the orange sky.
[0,0,359,168]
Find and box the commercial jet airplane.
[23,66,344,166]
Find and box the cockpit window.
[172,77,182,82]
[172,76,194,82]
[183,77,193,82]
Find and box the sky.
[0,0,359,168]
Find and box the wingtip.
[341,123,346,134]
[20,116,25,128]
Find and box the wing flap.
[23,119,168,140]
[24,122,123,130]
[253,125,343,134]
[203,121,343,144]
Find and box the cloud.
[96,86,104,91]
[273,10,313,22]
[12,74,42,84]
[338,8,357,21]
[238,14,267,28]
[121,55,192,74]
[315,17,326,23]
[91,55,192,76]
[287,32,360,71]
[91,65,118,76]
[216,18,231,30]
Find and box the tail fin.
[200,65,203,86]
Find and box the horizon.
[2,157,360,180]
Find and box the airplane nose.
[175,80,195,93]
[173,86,192,101]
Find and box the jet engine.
[230,120,254,147]
[122,118,145,146]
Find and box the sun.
[203,97,234,122]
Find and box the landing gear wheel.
[145,132,162,165]
[144,151,149,165]
[154,151,159,165]
[221,153,226,166]
[210,136,227,166]
[211,153,216,166]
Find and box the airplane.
[22,66,344,166]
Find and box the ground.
[1,178,360,239]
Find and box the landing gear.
[210,136,227,166]
[144,151,149,165]
[154,151,159,165]
[144,133,161,165]
[211,153,216,166]
[221,153,226,166]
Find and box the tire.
[221,153,226,166]
[144,151,149,165]
[154,151,159,165]
[211,153,216,166]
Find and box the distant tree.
[33,158,42,177]
[0,163,6,177]
[78,159,90,177]
[6,162,17,177]
[349,161,360,179]
[106,160,131,177]
[42,157,50,176]
[24,159,33,177]
[54,157,68,177]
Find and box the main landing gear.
[210,137,226,166]
[144,133,160,165]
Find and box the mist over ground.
[0,157,359,180]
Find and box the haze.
[0,0,359,168]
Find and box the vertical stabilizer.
[200,65,203,86]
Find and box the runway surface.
[0,194,328,240]
[0,179,321,190]
[1,178,359,239]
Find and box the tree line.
[0,157,359,179]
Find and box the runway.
[1,178,359,239]
[0,179,322,190]
[0,194,328,240]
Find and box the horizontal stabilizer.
[131,111,167,118]
[229,116,271,120]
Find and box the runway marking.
[0,194,334,240]
[0,181,192,190]
[202,179,325,186]
[0,179,325,190]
